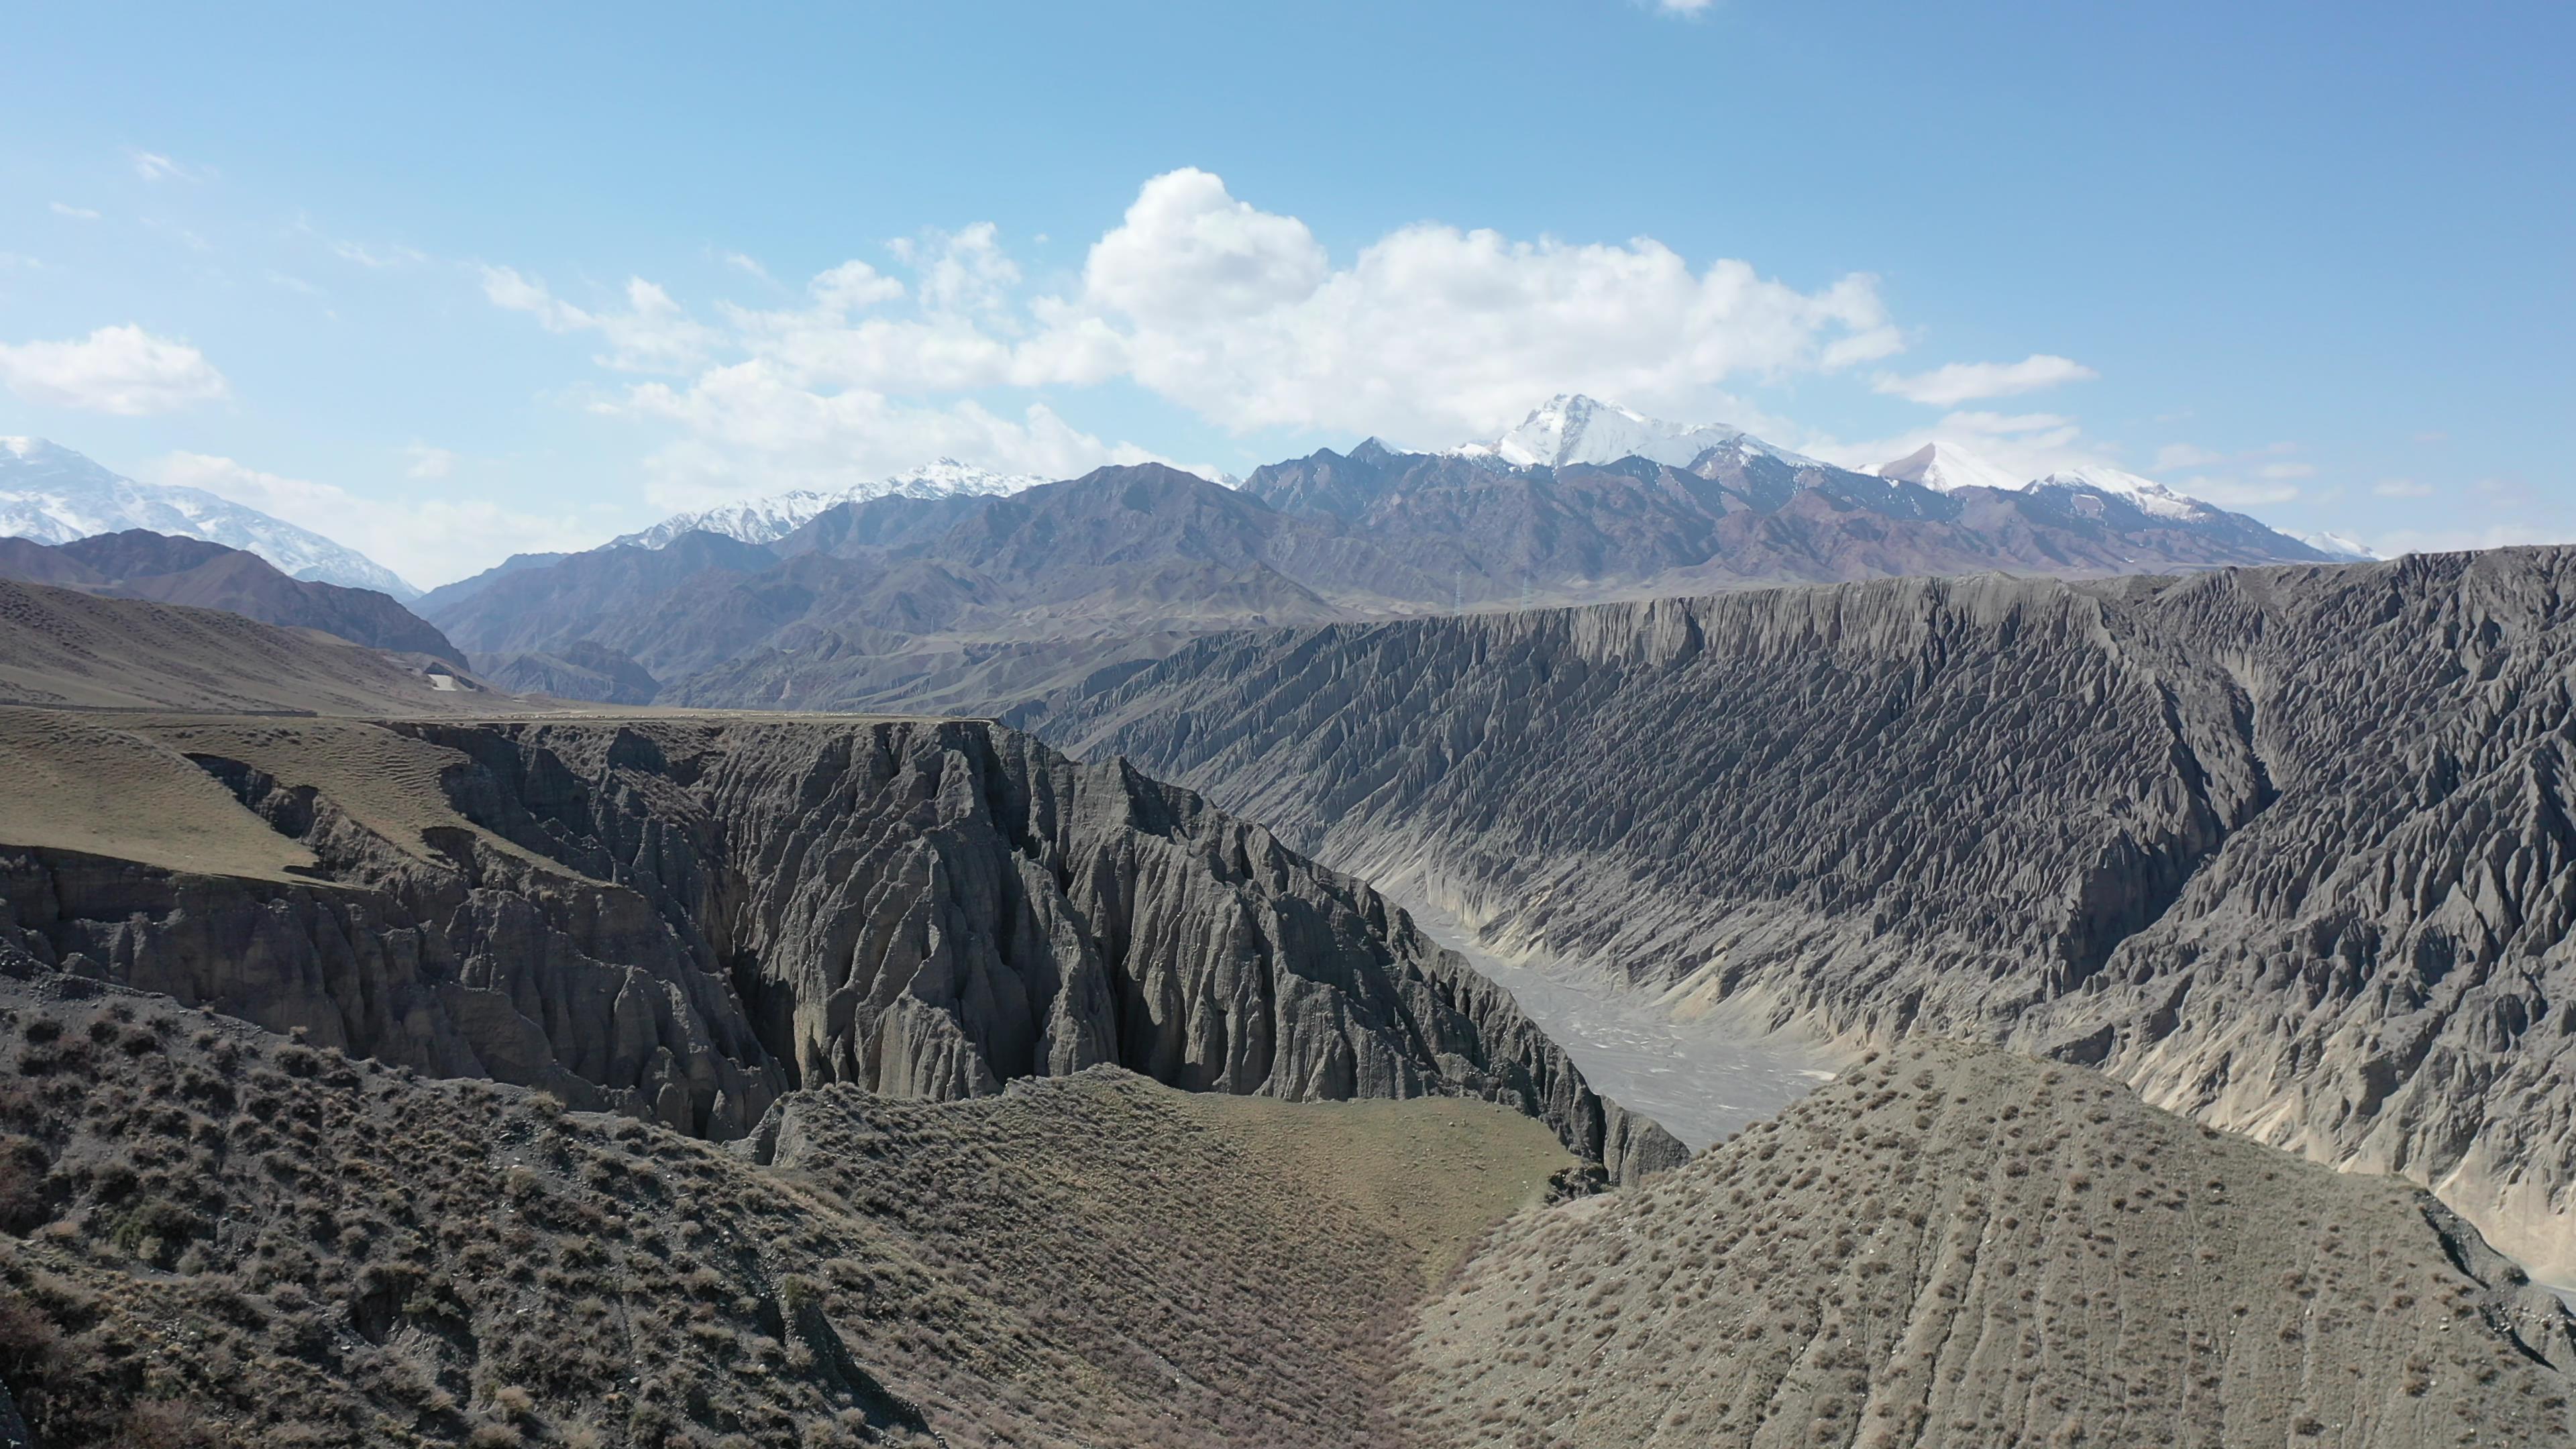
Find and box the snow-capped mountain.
[0,437,417,598]
[2021,465,2211,522]
[2295,531,2377,561]
[1454,394,1819,471]
[615,459,1047,549]
[1873,441,2030,494]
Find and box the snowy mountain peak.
[1453,394,1816,471]
[1874,440,2029,494]
[2028,465,2211,522]
[0,438,418,597]
[2295,530,2378,561]
[616,460,1048,549]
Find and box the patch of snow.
[0,437,419,597]
[2028,465,2210,522]
[2294,530,2377,561]
[1453,394,1821,472]
[616,458,1046,548]
[1874,439,2029,494]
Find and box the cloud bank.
[484,168,1906,510]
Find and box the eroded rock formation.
[1028,547,2576,1278]
[0,714,1680,1179]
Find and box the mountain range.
[404,398,2340,710]
[0,437,418,596]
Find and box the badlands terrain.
[0,541,2569,1442]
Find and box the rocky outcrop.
[0,715,1680,1178]
[1404,1042,2576,1447]
[1028,547,2576,1279]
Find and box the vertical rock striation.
[0,714,1681,1179]
[1027,547,2576,1278]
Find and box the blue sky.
[1,1,2568,586]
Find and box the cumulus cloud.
[1075,168,1898,441]
[0,325,230,414]
[1873,354,2096,407]
[154,452,604,588]
[487,168,1908,505]
[50,203,101,221]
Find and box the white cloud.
[2153,443,2224,470]
[0,325,230,414]
[328,239,428,268]
[2180,475,2299,506]
[612,364,1153,512]
[1072,168,1897,441]
[1803,409,2096,481]
[405,444,458,480]
[129,150,209,184]
[480,266,716,372]
[489,167,1906,502]
[720,251,774,283]
[2374,521,2569,556]
[890,223,1022,317]
[1656,0,1718,11]
[2373,477,2432,498]
[2255,461,2315,480]
[1872,354,2096,407]
[50,203,101,221]
[154,452,604,588]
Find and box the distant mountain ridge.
[422,415,2339,714]
[0,437,418,597]
[0,528,462,665]
[613,458,1046,549]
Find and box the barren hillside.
[1404,1042,2574,1448]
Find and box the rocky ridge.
[1027,547,2576,1281]
[0,712,1681,1181]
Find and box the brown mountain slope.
[1025,546,2576,1282]
[0,578,489,714]
[1403,1042,2573,1448]
[0,529,466,665]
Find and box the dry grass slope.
[1404,1042,2575,1448]
[0,579,506,715]
[0,975,1569,1449]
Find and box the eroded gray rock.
[0,716,1680,1179]
[1029,547,2576,1278]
